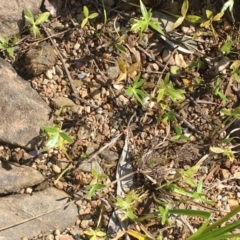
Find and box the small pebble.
[74,42,80,50]
[25,187,33,194]
[37,164,48,170]
[80,219,89,228]
[45,70,53,79]
[52,164,61,173]
[55,229,61,236]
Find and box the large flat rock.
[0,162,45,194]
[0,187,78,239]
[0,58,52,149]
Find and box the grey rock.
[100,149,119,161]
[0,187,78,240]
[0,58,52,149]
[107,66,119,80]
[0,0,42,37]
[52,96,76,108]
[77,160,104,174]
[0,162,45,194]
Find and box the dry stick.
[42,26,99,109]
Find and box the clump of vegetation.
[24,9,50,37]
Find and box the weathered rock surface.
[0,0,42,37]
[0,57,52,149]
[0,187,78,240]
[0,162,45,194]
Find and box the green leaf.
[181,0,189,16]
[88,12,99,19]
[221,39,232,54]
[157,89,165,102]
[213,12,224,21]
[115,43,128,55]
[81,18,88,28]
[12,35,18,44]
[0,35,7,44]
[133,79,144,89]
[24,9,35,25]
[83,6,89,17]
[149,21,164,35]
[170,66,180,74]
[43,126,58,133]
[173,16,185,30]
[59,132,74,143]
[6,48,14,58]
[166,88,185,102]
[210,147,225,154]
[171,135,180,141]
[31,25,41,37]
[35,12,50,25]
[139,0,149,21]
[45,133,59,150]
[206,10,213,19]
[185,15,203,24]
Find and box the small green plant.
[43,121,74,184]
[84,205,106,240]
[84,228,106,240]
[131,0,164,36]
[213,77,229,102]
[115,190,147,221]
[171,125,190,141]
[24,9,50,37]
[0,35,18,58]
[200,10,224,39]
[81,6,99,28]
[221,35,234,54]
[43,121,73,152]
[157,73,186,109]
[85,168,107,199]
[162,110,177,124]
[125,73,147,106]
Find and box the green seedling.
[43,121,73,151]
[115,190,147,221]
[221,106,240,119]
[200,10,224,40]
[213,77,229,102]
[84,228,106,240]
[171,125,190,141]
[0,35,18,58]
[43,121,74,184]
[210,145,236,162]
[24,9,50,37]
[158,204,171,225]
[162,110,177,125]
[131,0,164,36]
[125,73,147,106]
[84,206,106,240]
[221,35,234,54]
[81,6,99,28]
[157,73,185,109]
[86,168,107,199]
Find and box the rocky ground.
[1,0,240,239]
